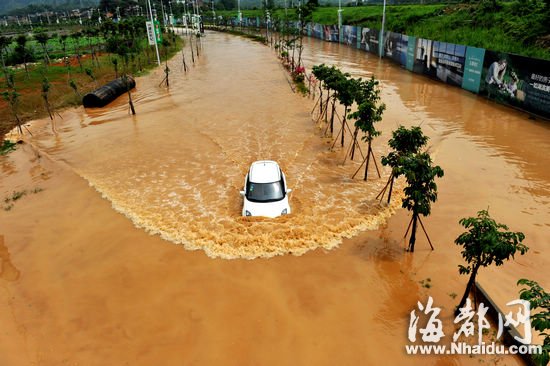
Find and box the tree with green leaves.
[83,28,100,68]
[332,76,359,149]
[14,35,32,78]
[517,279,549,366]
[34,32,51,65]
[59,34,68,56]
[69,78,79,98]
[2,71,22,134]
[106,33,135,114]
[314,66,346,135]
[455,209,528,312]
[111,56,119,78]
[379,126,429,204]
[398,152,443,252]
[41,76,53,120]
[311,64,331,119]
[85,67,97,87]
[0,36,10,77]
[71,31,84,72]
[296,0,317,68]
[349,77,386,181]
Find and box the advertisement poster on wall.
[480,51,550,118]
[431,41,467,87]
[383,31,408,67]
[359,27,380,55]
[312,23,323,40]
[411,38,436,78]
[342,25,357,47]
[406,35,416,71]
[323,25,339,42]
[462,47,485,93]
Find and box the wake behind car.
[240,160,292,218]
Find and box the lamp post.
[147,0,162,66]
[211,0,215,25]
[379,0,386,57]
[237,0,242,24]
[168,0,174,27]
[160,0,167,26]
[337,0,342,39]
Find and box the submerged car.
[240,160,292,218]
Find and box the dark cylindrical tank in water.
[83,76,136,108]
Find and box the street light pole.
[337,0,342,40]
[147,0,162,66]
[211,0,215,25]
[160,0,167,26]
[237,0,242,24]
[379,0,386,57]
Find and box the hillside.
[0,0,98,15]
[215,2,550,60]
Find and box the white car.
[240,160,292,218]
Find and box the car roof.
[249,160,281,183]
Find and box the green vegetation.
[0,18,183,138]
[398,149,444,252]
[3,187,44,211]
[455,209,528,313]
[216,1,550,60]
[518,279,550,366]
[380,126,429,204]
[0,140,16,155]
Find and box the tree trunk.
[387,174,394,204]
[43,45,50,65]
[190,38,195,64]
[456,264,479,315]
[341,106,347,147]
[350,126,359,160]
[364,141,372,181]
[330,98,335,135]
[319,87,323,116]
[408,212,418,252]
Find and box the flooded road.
[17,33,401,259]
[0,31,548,365]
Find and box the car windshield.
[246,180,285,202]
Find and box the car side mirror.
[239,191,245,196]
[287,188,292,194]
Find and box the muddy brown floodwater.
[0,31,548,365]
